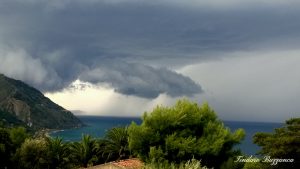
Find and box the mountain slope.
[0,74,84,129]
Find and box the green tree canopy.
[101,127,130,162]
[9,127,30,149]
[128,99,245,168]
[45,137,71,169]
[253,118,300,169]
[18,138,48,169]
[69,134,98,168]
[0,128,13,169]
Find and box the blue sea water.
[50,116,283,155]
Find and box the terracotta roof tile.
[112,158,143,168]
[85,158,143,169]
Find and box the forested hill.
[0,74,83,129]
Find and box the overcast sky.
[0,0,299,122]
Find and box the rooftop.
[86,158,143,169]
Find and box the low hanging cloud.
[0,47,202,98]
[79,62,202,98]
[0,48,64,90]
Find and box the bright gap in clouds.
[45,80,177,117]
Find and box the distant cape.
[0,74,84,129]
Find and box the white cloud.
[0,47,64,91]
[0,48,47,84]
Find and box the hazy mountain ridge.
[0,74,84,129]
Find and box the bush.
[69,134,98,168]
[253,118,300,169]
[18,138,48,169]
[128,99,245,168]
[0,128,13,168]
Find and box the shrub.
[128,99,245,168]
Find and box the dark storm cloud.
[0,0,300,98]
[79,61,202,98]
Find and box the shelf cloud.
[1,0,300,102]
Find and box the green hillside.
[0,74,84,130]
[0,109,26,127]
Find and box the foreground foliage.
[46,137,71,169]
[101,127,130,162]
[128,99,245,168]
[18,138,48,169]
[0,127,14,168]
[253,118,300,169]
[2,99,298,169]
[0,126,30,169]
[69,135,98,168]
